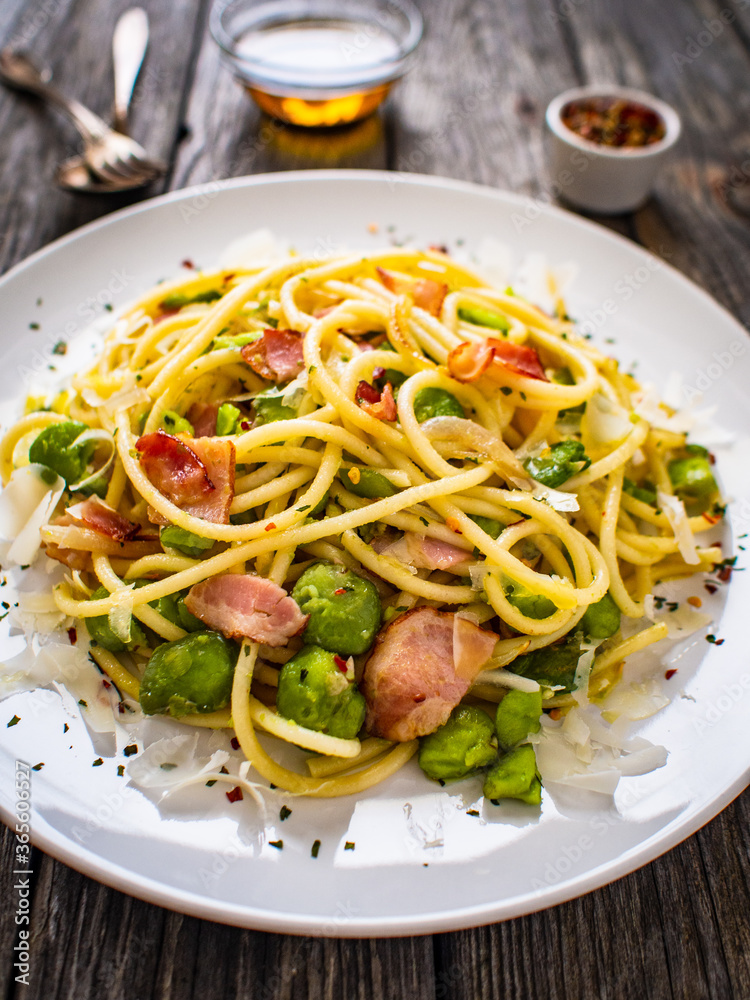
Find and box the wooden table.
[1,1,749,996]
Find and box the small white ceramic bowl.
[545,85,682,214]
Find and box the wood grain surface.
[1,0,749,997]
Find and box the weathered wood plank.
[0,0,207,274]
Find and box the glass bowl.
[210,0,423,127]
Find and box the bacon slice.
[185,575,308,646]
[362,607,497,741]
[374,533,471,573]
[356,380,397,422]
[241,329,305,383]
[136,430,235,524]
[448,337,548,383]
[376,267,448,316]
[187,401,219,437]
[65,497,139,541]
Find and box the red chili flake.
[67,627,77,644]
[240,420,251,430]
[230,737,240,750]
[223,273,236,283]
[665,669,678,680]
[333,655,348,673]
[334,587,347,596]
[372,366,386,379]
[705,583,718,595]
[718,565,733,583]
[428,244,449,254]
[181,258,195,269]
[356,379,381,405]
[102,680,111,689]
[265,522,277,531]
[708,452,716,465]
[226,786,243,803]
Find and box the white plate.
[0,171,748,937]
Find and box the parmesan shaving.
[0,464,65,566]
[657,491,700,564]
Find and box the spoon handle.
[0,48,110,143]
[112,8,148,135]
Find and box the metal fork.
[0,47,165,186]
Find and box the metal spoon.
[0,46,163,191]
[56,8,152,192]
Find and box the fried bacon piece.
[376,267,448,316]
[362,607,498,741]
[136,430,235,524]
[241,328,305,383]
[356,380,397,422]
[185,574,308,646]
[448,337,548,383]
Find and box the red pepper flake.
[240,420,251,430]
[718,565,733,583]
[226,786,243,803]
[223,273,236,283]
[334,587,347,596]
[372,366,386,379]
[706,634,725,646]
[561,96,666,147]
[230,737,240,750]
[705,583,718,595]
[181,258,195,269]
[665,669,678,680]
[67,627,77,644]
[265,522,277,531]
[102,679,111,689]
[334,655,348,674]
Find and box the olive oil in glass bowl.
[210,0,423,127]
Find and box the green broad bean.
[292,562,381,656]
[524,440,591,488]
[418,706,497,781]
[276,645,366,738]
[252,388,299,425]
[457,304,510,333]
[139,631,236,717]
[215,403,241,436]
[86,585,147,652]
[213,331,263,350]
[412,387,465,423]
[160,289,222,310]
[160,525,215,558]
[338,467,396,498]
[160,410,194,436]
[509,637,582,692]
[580,592,621,639]
[623,477,657,506]
[505,580,556,620]
[495,689,542,751]
[668,449,717,501]
[469,514,503,538]
[483,744,542,805]
[28,420,94,487]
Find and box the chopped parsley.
[279,805,292,821]
[92,758,103,766]
[311,839,321,858]
[123,744,138,757]
[7,715,20,727]
[269,839,283,850]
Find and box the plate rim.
[1,168,748,936]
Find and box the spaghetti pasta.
[0,244,725,801]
